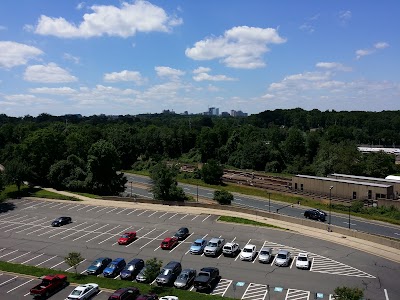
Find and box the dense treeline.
[0,109,399,195]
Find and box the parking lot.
[0,198,397,300]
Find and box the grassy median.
[0,185,80,202]
[218,216,288,230]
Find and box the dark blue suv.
[103,258,126,278]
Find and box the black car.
[86,257,112,275]
[304,209,326,221]
[174,268,197,289]
[174,227,190,240]
[51,216,72,227]
[156,261,182,286]
[108,287,140,300]
[120,258,145,280]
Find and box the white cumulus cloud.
[316,62,352,72]
[24,63,78,83]
[155,66,185,79]
[104,70,144,84]
[185,26,286,69]
[32,0,182,38]
[193,72,236,82]
[193,66,211,74]
[356,41,389,59]
[29,87,77,95]
[0,41,43,68]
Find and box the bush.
[214,190,233,205]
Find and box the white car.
[66,283,99,300]
[159,297,179,300]
[296,252,310,269]
[239,244,257,261]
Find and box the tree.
[4,158,31,193]
[214,190,233,205]
[85,140,127,195]
[47,155,86,191]
[333,286,363,300]
[64,252,84,274]
[201,159,224,185]
[149,161,187,202]
[0,171,5,194]
[143,257,163,283]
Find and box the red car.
[118,232,137,245]
[161,237,178,250]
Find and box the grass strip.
[0,261,234,300]
[0,185,80,202]
[218,216,288,230]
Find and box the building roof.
[330,173,400,184]
[295,174,392,188]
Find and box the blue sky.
[0,0,399,117]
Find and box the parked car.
[161,237,179,250]
[118,232,137,245]
[29,274,68,299]
[103,258,126,278]
[136,295,158,300]
[204,238,225,257]
[159,297,178,300]
[120,258,145,280]
[66,283,99,300]
[136,267,149,283]
[240,244,257,261]
[156,261,182,286]
[51,216,71,227]
[222,242,240,257]
[174,268,196,289]
[258,247,273,263]
[189,239,207,255]
[193,267,220,291]
[296,252,310,270]
[304,209,326,221]
[86,257,112,275]
[174,227,190,240]
[108,287,140,300]
[275,250,292,267]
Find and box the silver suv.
[275,250,291,267]
[204,238,225,257]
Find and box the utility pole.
[268,193,271,213]
[328,186,334,232]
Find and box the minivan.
[156,261,182,286]
[103,258,126,278]
[120,258,145,280]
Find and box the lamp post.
[130,181,133,197]
[328,186,333,232]
[348,205,351,229]
[268,193,271,213]
[196,184,199,202]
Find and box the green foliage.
[132,159,157,171]
[47,155,86,191]
[3,158,31,192]
[218,216,287,230]
[213,189,233,205]
[143,257,163,283]
[150,161,188,201]
[201,159,224,184]
[0,172,4,194]
[333,286,363,300]
[64,252,84,274]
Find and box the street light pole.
[328,186,333,232]
[268,193,271,213]
[196,184,199,202]
[130,181,133,197]
[348,205,351,229]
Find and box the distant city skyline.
[0,1,399,117]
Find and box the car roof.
[278,249,289,254]
[194,238,205,242]
[112,258,124,262]
[298,252,309,257]
[128,258,143,264]
[163,237,173,241]
[260,247,272,251]
[244,244,255,248]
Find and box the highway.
[124,173,400,239]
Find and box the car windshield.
[193,242,202,246]
[298,257,307,261]
[121,234,129,238]
[178,273,188,280]
[108,264,116,269]
[243,247,252,252]
[138,268,146,275]
[93,261,102,267]
[126,264,135,271]
[208,242,217,247]
[71,290,82,296]
[161,269,171,276]
[260,250,270,255]
[277,253,287,259]
[162,241,169,245]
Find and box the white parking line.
[127,209,138,215]
[290,257,295,269]
[48,203,65,208]
[148,211,159,217]
[140,230,168,249]
[50,260,65,269]
[59,222,91,239]
[68,204,82,210]
[0,250,18,259]
[86,225,121,242]
[76,205,89,211]
[5,217,47,233]
[180,214,188,220]
[253,242,267,264]
[60,203,76,210]
[202,214,211,222]
[22,253,44,264]
[191,215,199,221]
[65,259,86,272]
[72,223,108,241]
[168,213,178,219]
[0,214,25,221]
[7,278,34,293]
[105,207,119,214]
[158,212,168,218]
[116,208,128,214]
[0,276,18,287]
[7,252,31,262]
[98,226,132,244]
[170,232,194,253]
[15,218,48,234]
[85,206,101,212]
[138,210,148,216]
[94,207,109,213]
[235,239,251,261]
[35,255,57,267]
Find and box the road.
[124,174,400,239]
[0,198,398,300]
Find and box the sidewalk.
[38,188,400,264]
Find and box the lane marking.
[0,276,18,287]
[7,278,34,293]
[140,230,168,249]
[22,253,44,264]
[384,288,389,300]
[35,255,57,267]
[7,252,31,262]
